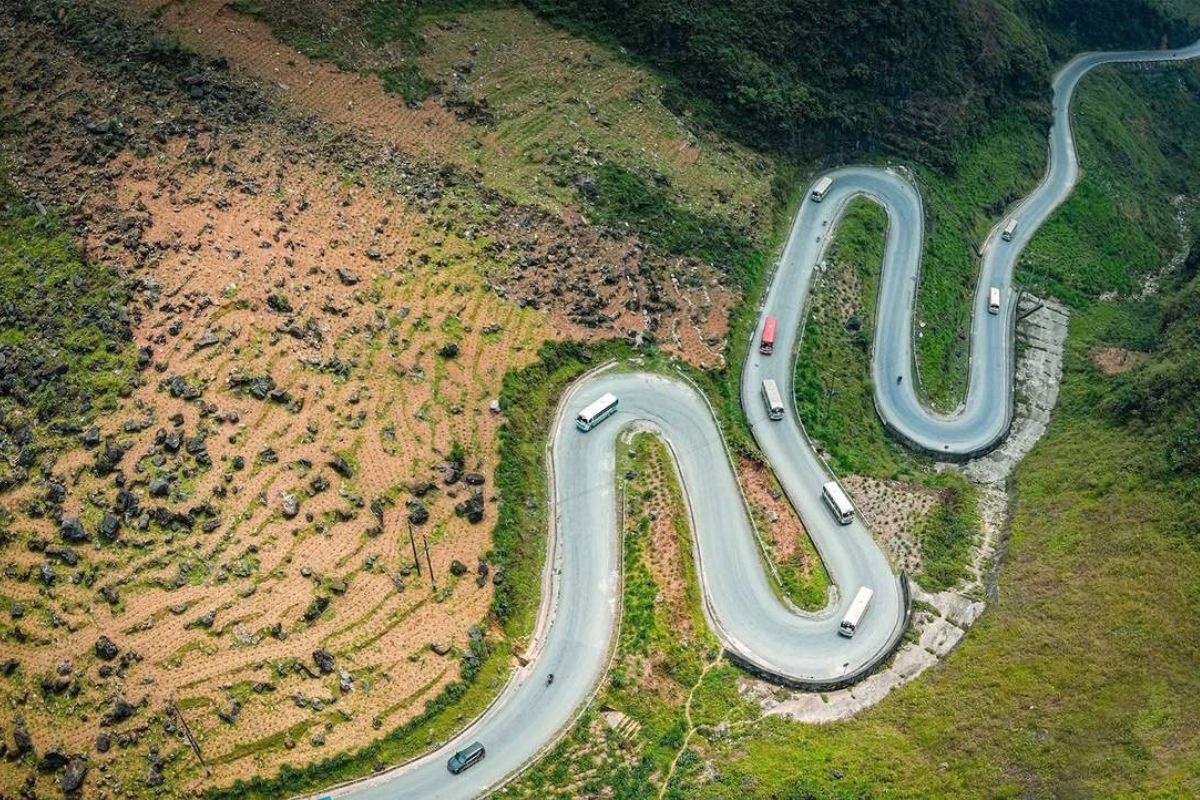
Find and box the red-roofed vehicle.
[759,316,778,355]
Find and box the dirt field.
[0,0,765,795]
[842,475,941,574]
[1091,345,1151,375]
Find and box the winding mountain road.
[319,38,1200,800]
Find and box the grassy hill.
[524,0,1200,165]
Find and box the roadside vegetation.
[500,431,757,799]
[502,56,1200,800]
[489,339,631,638]
[793,198,918,479]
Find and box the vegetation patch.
[0,170,135,488]
[793,196,924,478]
[489,338,632,638]
[581,161,764,288]
[523,0,1198,166]
[913,473,979,592]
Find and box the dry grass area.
[736,457,827,609]
[842,475,940,574]
[0,1,761,795]
[1091,345,1151,375]
[418,7,773,225]
[131,0,773,233]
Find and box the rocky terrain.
[0,0,745,795]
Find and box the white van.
[988,287,1001,315]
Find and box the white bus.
[988,286,1001,315]
[576,392,618,432]
[810,176,833,202]
[761,379,785,421]
[1001,218,1018,241]
[839,586,873,637]
[821,480,855,525]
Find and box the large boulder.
[312,649,335,675]
[60,518,89,544]
[61,756,88,793]
[94,636,120,661]
[454,492,485,524]
[406,500,429,525]
[98,512,120,540]
[281,493,299,518]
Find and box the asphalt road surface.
[317,38,1200,800]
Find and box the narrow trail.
[657,653,722,800]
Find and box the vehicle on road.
[821,481,855,525]
[761,379,785,420]
[447,742,486,774]
[810,175,833,202]
[989,286,1001,315]
[759,315,777,354]
[576,393,618,432]
[839,587,874,637]
[1001,218,1018,241]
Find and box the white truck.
[810,176,833,202]
[839,586,874,637]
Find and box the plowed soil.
[0,1,749,795]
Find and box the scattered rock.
[312,649,335,675]
[93,636,120,661]
[453,492,485,524]
[61,756,88,793]
[60,518,89,544]
[281,493,300,518]
[328,456,353,478]
[98,512,120,540]
[406,500,429,525]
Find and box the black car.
[446,741,486,774]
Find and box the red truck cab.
[759,315,777,355]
